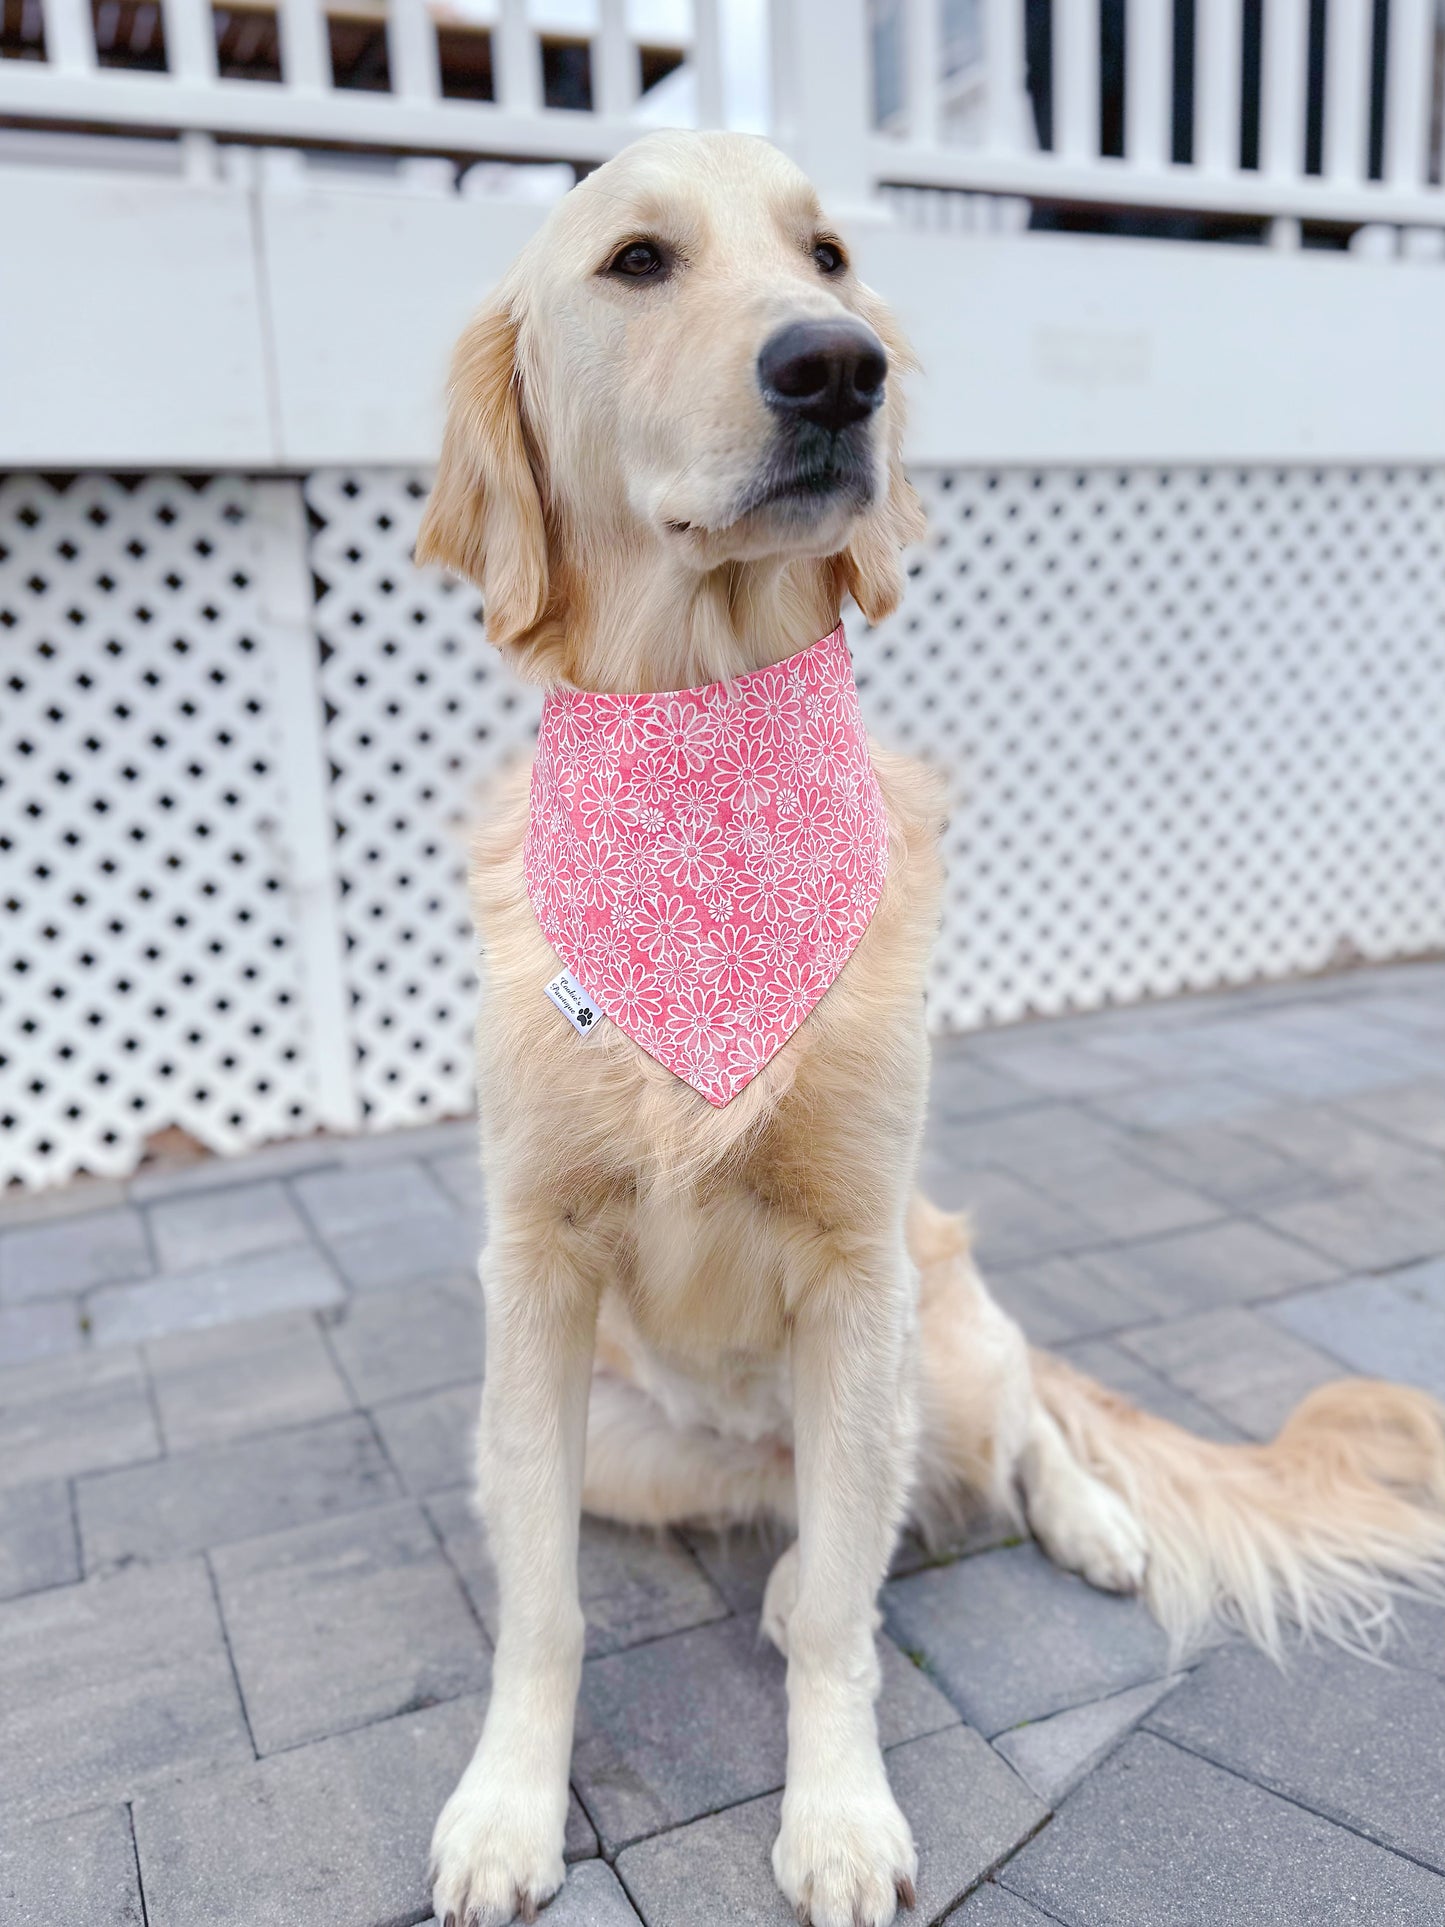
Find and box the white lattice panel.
[861,465,1445,1027]
[306,470,543,1129]
[8,460,1442,1184]
[0,474,321,1187]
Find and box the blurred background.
[3,0,1444,1194]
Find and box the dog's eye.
[608,241,665,279]
[812,240,847,275]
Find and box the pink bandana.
[524,625,888,1105]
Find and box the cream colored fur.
[415,130,1445,1927]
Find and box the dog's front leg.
[773,1239,919,1927]
[430,1212,598,1927]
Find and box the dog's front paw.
[430,1767,567,1927]
[772,1781,917,1927]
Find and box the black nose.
[757,318,888,434]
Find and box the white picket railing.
[870,0,1445,231]
[2,0,1442,232]
[0,0,724,162]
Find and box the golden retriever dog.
[415,129,1445,1927]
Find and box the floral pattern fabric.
[524,625,889,1106]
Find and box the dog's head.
[417,130,922,672]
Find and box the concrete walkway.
[3,961,1445,1925]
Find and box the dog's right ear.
[415,303,549,650]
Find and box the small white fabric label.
[543,968,605,1039]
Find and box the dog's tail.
[1031,1346,1445,1658]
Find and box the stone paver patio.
[3,960,1445,1925]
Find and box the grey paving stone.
[923,1100,1130,1178]
[0,1478,78,1601]
[1117,1307,1346,1438]
[77,1411,400,1567]
[0,1205,152,1304]
[1392,1597,1445,1684]
[1015,1148,1222,1245]
[891,1513,1021,1578]
[1263,1168,1445,1273]
[147,1308,353,1451]
[0,1558,250,1823]
[572,1612,957,1851]
[950,1884,1058,1923]
[917,1161,1096,1268]
[966,1035,1145,1098]
[0,1175,129,1227]
[212,1499,490,1754]
[1092,1075,1276,1131]
[1063,1217,1335,1321]
[566,1788,600,1862]
[1003,1730,1445,1926]
[87,1243,344,1347]
[1212,1038,1416,1104]
[883,1726,1047,1920]
[927,1049,1038,1122]
[292,1157,454,1241]
[1239,1099,1440,1189]
[371,1379,480,1494]
[546,1860,643,1925]
[0,1347,159,1490]
[1055,1339,1244,1440]
[988,1255,1152,1345]
[332,1118,479,1166]
[677,1520,1015,1619]
[992,1672,1185,1807]
[1338,1081,1445,1154]
[0,1803,144,1926]
[324,1211,477,1293]
[133,1691,484,1927]
[325,1281,484,1406]
[1146,1639,1445,1873]
[1265,1263,1445,1399]
[429,1145,486,1219]
[146,1179,308,1272]
[883,1541,1172,1737]
[616,1725,1043,1927]
[0,1295,82,1366]
[1121,1120,1324,1212]
[427,1491,728,1659]
[677,1520,798,1614]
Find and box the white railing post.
[496,0,541,113]
[1125,0,1170,171]
[387,0,439,102]
[160,0,217,83]
[595,0,636,119]
[1196,0,1242,175]
[692,0,723,127]
[278,0,330,91]
[1323,0,1372,184]
[1385,0,1432,189]
[1260,0,1307,180]
[254,481,363,1139]
[907,0,940,147]
[1054,0,1098,161]
[770,0,873,209]
[983,0,1026,153]
[41,0,95,71]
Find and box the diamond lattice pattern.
[0,474,319,1187]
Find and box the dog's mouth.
[734,426,877,525]
[665,427,877,540]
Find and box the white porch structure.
[3,0,1444,1187]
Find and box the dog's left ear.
[416,301,549,651]
[835,302,926,624]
